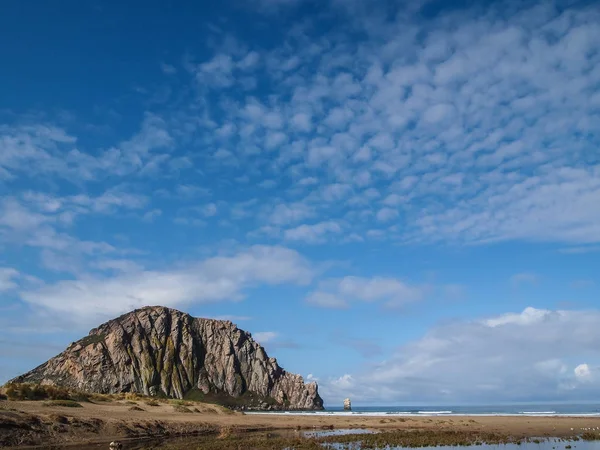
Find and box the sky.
[0,0,599,407]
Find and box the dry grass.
[170,399,194,406]
[173,405,194,413]
[124,392,142,401]
[42,400,83,408]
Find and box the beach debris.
[109,442,123,449]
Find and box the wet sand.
[2,399,600,448]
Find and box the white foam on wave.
[246,411,600,417]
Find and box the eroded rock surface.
[10,306,323,410]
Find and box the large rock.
[9,306,323,410]
[344,398,351,410]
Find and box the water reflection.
[42,434,600,450]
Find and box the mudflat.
[2,399,600,448]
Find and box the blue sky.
[1,0,599,406]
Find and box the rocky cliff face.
[10,306,323,410]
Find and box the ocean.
[248,404,600,417]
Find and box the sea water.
[247,403,600,417]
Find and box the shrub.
[145,400,160,407]
[125,392,141,401]
[90,394,112,403]
[43,400,83,408]
[4,383,72,401]
[5,384,17,400]
[173,405,193,413]
[80,333,106,347]
[129,406,145,411]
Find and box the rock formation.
[9,306,323,410]
[344,397,351,410]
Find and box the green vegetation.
[3,383,117,403]
[42,400,83,408]
[79,333,106,347]
[124,392,142,401]
[5,383,72,401]
[183,387,277,409]
[170,399,194,406]
[154,430,556,450]
[89,393,113,402]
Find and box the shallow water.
[43,435,600,450]
[324,441,600,450]
[303,428,378,438]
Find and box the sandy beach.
[3,398,600,448]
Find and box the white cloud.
[160,63,177,74]
[19,245,314,321]
[182,0,600,246]
[0,268,19,292]
[484,306,553,327]
[376,207,399,223]
[253,331,278,344]
[570,279,595,289]
[284,221,342,243]
[318,307,600,404]
[0,114,173,181]
[176,184,211,198]
[305,291,349,309]
[142,209,162,222]
[92,259,144,273]
[0,197,49,231]
[291,113,312,132]
[307,276,426,309]
[509,272,539,287]
[3,1,600,249]
[269,202,314,225]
